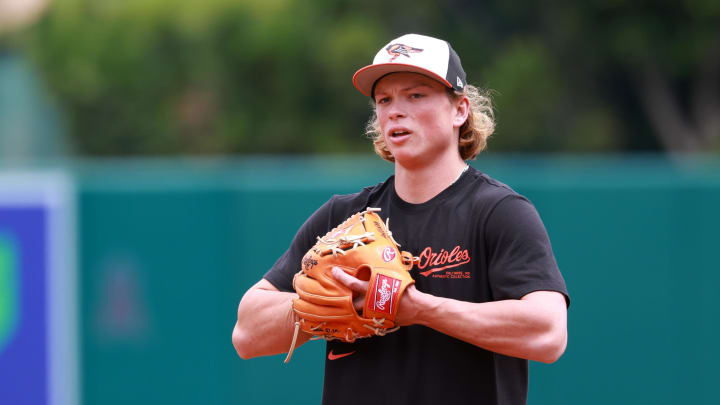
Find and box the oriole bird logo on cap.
[386,44,423,62]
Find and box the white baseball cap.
[352,33,467,98]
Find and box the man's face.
[373,72,461,168]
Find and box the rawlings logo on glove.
[373,274,400,314]
[284,208,417,363]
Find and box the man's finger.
[331,267,368,293]
[352,296,364,313]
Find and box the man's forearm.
[232,280,311,359]
[404,289,567,363]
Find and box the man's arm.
[332,268,567,364]
[232,279,311,359]
[401,287,567,363]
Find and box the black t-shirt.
[264,167,569,405]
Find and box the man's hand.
[331,266,423,326]
[331,266,367,310]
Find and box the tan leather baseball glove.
[284,207,417,363]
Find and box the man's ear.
[453,96,470,128]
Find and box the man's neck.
[394,156,468,204]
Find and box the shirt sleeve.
[263,198,335,292]
[485,195,569,306]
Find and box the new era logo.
[456,76,464,88]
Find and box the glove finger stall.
[293,299,355,320]
[294,273,349,298]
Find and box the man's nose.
[388,102,407,120]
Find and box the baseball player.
[233,33,569,405]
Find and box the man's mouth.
[389,128,411,138]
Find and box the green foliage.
[14,0,720,155]
[19,0,386,155]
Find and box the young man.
[232,34,569,405]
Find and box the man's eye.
[377,97,390,104]
[410,93,424,99]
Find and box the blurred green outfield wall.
[75,155,720,405]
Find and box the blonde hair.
[365,84,495,162]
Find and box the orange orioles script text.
[417,246,471,277]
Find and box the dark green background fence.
[75,155,720,404]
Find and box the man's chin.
[391,153,426,170]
